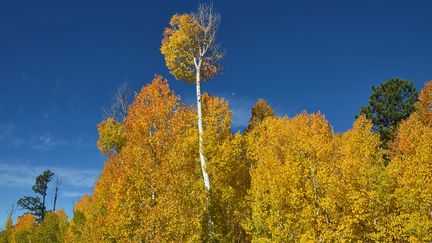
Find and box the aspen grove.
[2,4,432,243]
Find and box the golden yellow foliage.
[47,79,432,242]
[324,116,389,241]
[208,133,251,242]
[202,93,232,160]
[65,195,92,243]
[246,99,275,133]
[161,14,220,83]
[0,216,13,242]
[31,210,69,243]
[247,113,334,241]
[386,112,432,241]
[89,155,123,242]
[74,194,92,215]
[199,94,251,241]
[161,14,199,83]
[96,117,126,156]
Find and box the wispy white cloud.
[0,162,99,188]
[61,191,88,198]
[72,135,96,149]
[0,123,94,151]
[28,133,69,151]
[0,123,26,147]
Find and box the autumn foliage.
[2,4,431,240]
[161,13,221,84]
[96,118,126,156]
[85,79,432,241]
[3,79,432,242]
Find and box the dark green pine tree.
[357,78,418,149]
[17,170,55,221]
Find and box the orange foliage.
[10,213,36,242]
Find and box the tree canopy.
[161,5,222,84]
[17,170,55,222]
[3,76,432,242]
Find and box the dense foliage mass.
[2,79,431,242]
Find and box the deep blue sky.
[0,0,431,226]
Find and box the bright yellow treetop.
[415,80,432,125]
[161,13,221,83]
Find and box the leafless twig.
[103,83,135,122]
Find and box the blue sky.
[0,0,431,226]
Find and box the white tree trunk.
[196,65,211,191]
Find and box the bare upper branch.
[192,3,221,58]
[103,83,135,122]
[7,203,17,218]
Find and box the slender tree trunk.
[53,178,62,212]
[196,62,214,241]
[53,192,57,211]
[196,64,211,191]
[42,192,46,220]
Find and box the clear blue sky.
[1,0,431,226]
